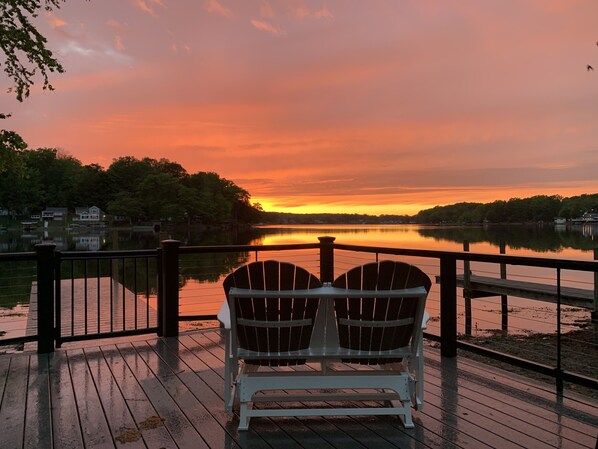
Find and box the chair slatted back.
[332,260,431,365]
[223,261,322,366]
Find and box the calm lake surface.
[2,222,598,257]
[1,223,597,340]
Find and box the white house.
[75,206,106,222]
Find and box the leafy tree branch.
[0,0,65,102]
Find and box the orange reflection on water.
[255,224,466,252]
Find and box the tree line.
[3,131,597,226]
[412,195,598,224]
[0,132,261,224]
[258,194,598,225]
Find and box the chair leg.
[238,403,250,431]
[223,330,233,412]
[399,401,415,429]
[414,347,424,410]
[224,332,242,412]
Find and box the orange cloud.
[46,12,67,29]
[204,0,231,17]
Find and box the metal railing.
[54,248,159,346]
[1,236,596,393]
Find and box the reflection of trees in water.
[417,225,598,253]
[253,226,374,237]
[113,227,259,286]
[2,224,596,308]
[0,260,35,307]
[179,252,251,285]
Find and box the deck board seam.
[116,342,190,448]
[147,338,251,449]
[101,343,177,449]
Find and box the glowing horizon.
[3,1,598,216]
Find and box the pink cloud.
[250,19,285,36]
[204,0,231,17]
[290,6,333,20]
[314,7,333,19]
[292,7,311,19]
[134,0,165,17]
[260,1,275,18]
[114,35,125,51]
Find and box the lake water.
[1,223,597,340]
[3,222,598,256]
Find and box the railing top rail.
[17,240,596,271]
[0,252,36,262]
[58,249,158,260]
[334,243,598,272]
[178,242,320,254]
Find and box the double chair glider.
[218,259,432,430]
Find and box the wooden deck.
[1,329,597,449]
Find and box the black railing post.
[54,250,62,348]
[499,241,509,334]
[593,248,598,324]
[156,248,164,336]
[463,241,472,336]
[440,255,458,358]
[160,240,180,337]
[318,236,336,283]
[556,268,563,393]
[35,243,56,353]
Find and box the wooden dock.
[450,274,596,309]
[0,329,596,449]
[443,241,598,314]
[26,277,158,340]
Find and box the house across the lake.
[42,207,68,221]
[572,212,598,224]
[74,206,106,222]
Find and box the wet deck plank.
[0,329,596,449]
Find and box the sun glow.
[254,198,432,216]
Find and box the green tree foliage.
[135,172,199,222]
[0,0,65,102]
[0,128,27,174]
[0,137,261,224]
[557,194,598,219]
[414,195,578,224]
[415,202,485,224]
[187,172,251,223]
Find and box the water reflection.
[1,224,596,324]
[2,223,597,255]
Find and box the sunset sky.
[3,0,598,215]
